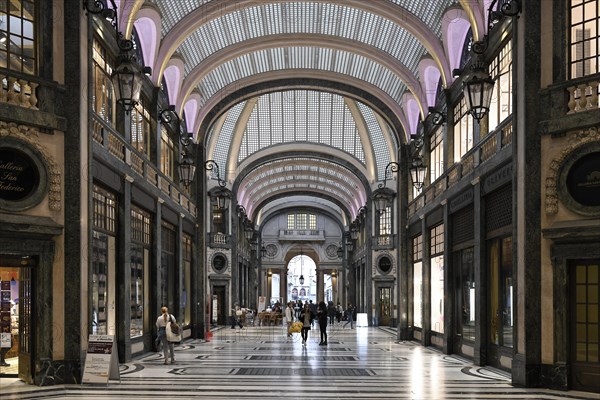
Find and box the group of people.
[285,301,356,346]
[154,301,357,364]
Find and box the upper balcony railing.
[210,232,231,248]
[91,113,196,217]
[540,72,600,135]
[1,68,39,109]
[567,75,599,114]
[0,67,65,130]
[278,229,325,241]
[409,118,513,218]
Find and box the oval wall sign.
[0,148,40,201]
[566,151,600,207]
[0,139,48,212]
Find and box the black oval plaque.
[566,152,600,207]
[378,256,392,274]
[212,254,227,272]
[0,148,40,201]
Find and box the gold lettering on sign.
[579,170,600,188]
[0,158,28,193]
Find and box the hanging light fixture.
[205,160,231,209]
[178,147,196,188]
[409,156,427,190]
[462,59,495,122]
[462,0,521,121]
[160,106,196,187]
[261,243,267,258]
[298,248,305,285]
[84,0,151,114]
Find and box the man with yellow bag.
[285,302,295,337]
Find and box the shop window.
[454,247,475,341]
[0,0,36,74]
[160,128,175,179]
[91,185,117,336]
[160,222,176,309]
[182,233,192,325]
[487,41,513,132]
[412,234,423,329]
[488,236,513,347]
[130,206,151,339]
[453,97,474,162]
[92,39,115,127]
[430,127,443,182]
[430,224,445,333]
[570,0,599,78]
[130,97,152,158]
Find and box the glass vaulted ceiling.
[149,0,457,109]
[238,158,366,219]
[207,90,395,182]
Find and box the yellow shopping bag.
[290,321,303,333]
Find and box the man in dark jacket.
[317,301,328,345]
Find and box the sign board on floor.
[81,335,120,384]
[0,332,11,348]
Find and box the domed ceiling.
[117,0,492,222]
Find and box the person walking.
[336,302,343,323]
[309,300,317,327]
[299,303,314,346]
[285,302,294,338]
[317,300,328,345]
[155,306,176,364]
[295,300,303,320]
[231,304,244,329]
[343,303,355,329]
[327,301,335,325]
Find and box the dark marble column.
[422,217,431,346]
[192,144,206,339]
[472,178,487,366]
[442,200,452,354]
[177,213,184,319]
[512,1,542,387]
[117,178,133,362]
[153,200,163,330]
[60,0,85,385]
[398,147,411,340]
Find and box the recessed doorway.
[0,255,34,381]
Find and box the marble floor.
[0,324,598,399]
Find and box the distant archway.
[286,254,316,305]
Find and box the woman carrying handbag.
[155,306,178,365]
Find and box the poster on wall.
[258,296,266,313]
[81,335,120,384]
[212,295,218,323]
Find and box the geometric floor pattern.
[1,324,598,399]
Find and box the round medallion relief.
[265,244,278,258]
[326,244,339,259]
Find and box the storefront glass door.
[0,256,33,381]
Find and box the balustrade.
[90,114,196,217]
[1,70,39,109]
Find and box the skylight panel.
[358,102,393,181]
[212,101,245,171]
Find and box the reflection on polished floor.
[0,325,597,399]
